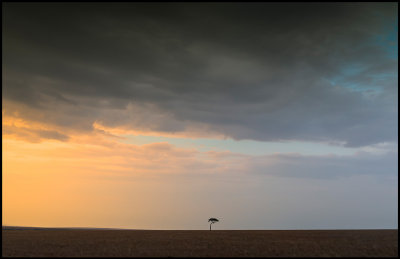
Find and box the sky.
[2,2,398,230]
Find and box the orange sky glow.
[3,3,397,230]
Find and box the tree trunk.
[210,223,212,231]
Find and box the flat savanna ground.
[2,229,398,257]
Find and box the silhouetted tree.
[208,218,219,231]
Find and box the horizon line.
[3,225,398,231]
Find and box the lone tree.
[208,218,219,231]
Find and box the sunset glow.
[3,3,397,230]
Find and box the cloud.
[3,125,69,143]
[3,128,397,229]
[247,151,398,179]
[3,3,398,147]
[4,130,397,181]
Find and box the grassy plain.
[2,229,398,257]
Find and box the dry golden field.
[2,229,398,257]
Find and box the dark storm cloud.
[3,3,397,146]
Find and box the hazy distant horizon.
[3,225,398,231]
[3,2,397,230]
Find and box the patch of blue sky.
[327,68,396,94]
[325,17,397,93]
[373,17,398,59]
[327,63,367,80]
[339,81,383,94]
[369,9,398,59]
[367,72,398,80]
[341,64,368,77]
[324,64,385,94]
[120,134,359,156]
